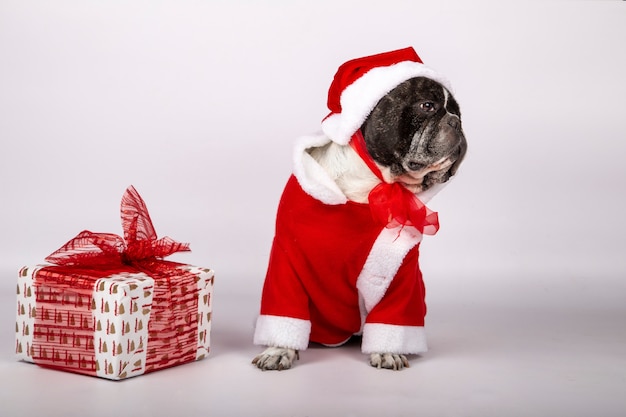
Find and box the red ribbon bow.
[45,186,190,267]
[350,130,439,235]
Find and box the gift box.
[15,186,214,380]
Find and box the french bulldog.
[253,73,466,371]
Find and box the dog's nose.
[406,161,425,172]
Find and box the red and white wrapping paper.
[15,186,214,380]
[16,264,213,380]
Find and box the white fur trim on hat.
[361,323,427,354]
[321,61,452,145]
[253,315,311,350]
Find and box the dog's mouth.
[395,157,454,194]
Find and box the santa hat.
[321,47,452,145]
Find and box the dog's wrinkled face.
[360,77,467,194]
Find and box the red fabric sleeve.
[259,238,311,321]
[364,247,426,327]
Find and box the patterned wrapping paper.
[15,186,215,380]
[16,263,213,380]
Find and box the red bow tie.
[349,130,439,235]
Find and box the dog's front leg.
[369,353,410,370]
[252,347,300,371]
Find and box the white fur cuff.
[361,323,427,354]
[253,315,312,351]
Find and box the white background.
[1,1,625,416]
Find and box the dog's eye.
[419,101,437,112]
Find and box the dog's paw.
[369,353,410,370]
[252,347,299,371]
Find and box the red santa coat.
[254,133,445,354]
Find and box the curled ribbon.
[350,130,439,235]
[45,186,190,267]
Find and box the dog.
[252,49,466,371]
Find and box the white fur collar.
[292,132,449,205]
[292,133,349,205]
